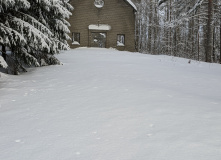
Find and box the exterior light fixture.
[94,0,104,8]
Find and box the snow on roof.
[125,0,137,11]
[88,24,111,30]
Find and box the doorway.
[90,32,106,48]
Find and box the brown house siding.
[68,0,136,52]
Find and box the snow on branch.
[0,56,8,69]
[62,0,74,11]
[35,0,51,6]
[16,11,53,37]
[0,0,30,11]
[53,1,72,19]
[187,0,204,15]
[20,47,40,67]
[62,19,71,27]
[11,17,52,51]
[0,22,26,46]
[158,0,168,6]
[53,38,70,50]
[33,0,51,11]
[0,0,16,8]
[15,0,30,9]
[54,19,70,33]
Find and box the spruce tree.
[0,0,73,74]
[26,0,73,66]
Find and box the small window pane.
[72,32,80,45]
[117,34,125,46]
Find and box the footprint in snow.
[75,152,81,155]
[149,124,154,127]
[147,134,153,137]
[211,102,218,105]
[15,139,24,143]
[15,139,21,143]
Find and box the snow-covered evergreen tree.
[1,0,43,74]
[0,0,73,74]
[27,0,73,66]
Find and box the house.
[68,0,139,52]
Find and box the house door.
[91,32,106,48]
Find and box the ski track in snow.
[0,48,221,160]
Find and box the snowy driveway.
[1,48,221,160]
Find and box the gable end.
[124,0,137,11]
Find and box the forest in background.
[135,0,221,63]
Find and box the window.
[72,32,80,45]
[117,34,125,46]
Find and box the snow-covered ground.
[1,48,221,160]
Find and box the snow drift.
[0,48,221,160]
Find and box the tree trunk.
[191,17,195,59]
[167,0,172,56]
[153,0,158,55]
[174,28,177,57]
[205,0,213,62]
[212,27,216,62]
[197,13,200,61]
[147,0,153,53]
[168,0,172,55]
[220,17,221,64]
[2,45,6,61]
[198,31,200,61]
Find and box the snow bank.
[0,48,221,160]
[0,72,7,79]
[0,56,8,69]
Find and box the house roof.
[125,0,137,11]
